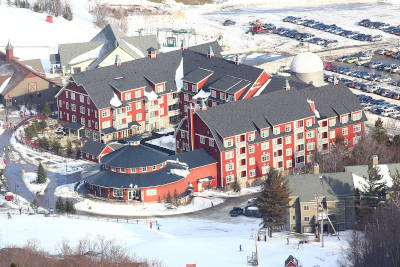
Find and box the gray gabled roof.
[195,82,363,151]
[288,172,355,202]
[171,148,217,169]
[81,140,107,155]
[183,67,214,83]
[57,24,159,69]
[70,41,256,110]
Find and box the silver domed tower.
[290,52,324,87]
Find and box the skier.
[7,145,10,151]
[150,221,153,229]
[7,212,11,219]
[19,208,22,215]
[239,244,242,251]
[286,237,289,245]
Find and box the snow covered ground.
[75,196,224,216]
[146,135,176,151]
[11,126,92,175]
[22,172,50,196]
[0,213,349,266]
[195,185,262,198]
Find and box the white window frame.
[225,151,234,160]
[261,153,270,162]
[146,188,157,196]
[306,119,312,127]
[72,114,76,123]
[248,133,255,142]
[329,119,336,127]
[285,124,291,132]
[226,174,234,184]
[113,188,123,197]
[135,90,141,98]
[71,92,75,100]
[261,141,269,150]
[209,139,214,147]
[353,124,361,133]
[249,157,255,166]
[200,136,205,144]
[136,113,142,121]
[225,162,234,171]
[285,136,292,144]
[342,127,348,136]
[249,145,255,154]
[273,127,280,135]
[71,104,76,112]
[286,148,292,156]
[80,94,84,103]
[249,169,256,178]
[80,106,85,114]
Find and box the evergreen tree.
[231,178,241,192]
[356,163,386,226]
[173,189,179,206]
[257,167,290,237]
[393,135,400,146]
[66,140,73,157]
[65,200,76,214]
[56,197,65,213]
[166,191,173,204]
[36,163,47,184]
[375,118,383,129]
[51,139,61,154]
[38,137,49,150]
[31,199,38,210]
[374,118,387,144]
[63,3,73,21]
[43,102,51,116]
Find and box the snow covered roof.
[110,92,122,107]
[290,52,323,74]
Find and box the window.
[102,110,109,117]
[95,122,98,129]
[71,104,76,112]
[353,124,361,133]
[125,92,131,101]
[66,113,69,120]
[113,188,123,197]
[285,124,291,132]
[225,139,233,148]
[80,106,85,114]
[211,90,216,98]
[94,110,97,118]
[120,168,125,173]
[183,82,188,90]
[66,102,69,110]
[71,92,75,100]
[297,132,304,140]
[135,101,142,110]
[152,165,157,171]
[226,174,234,184]
[157,84,164,93]
[72,115,76,123]
[87,97,90,105]
[65,91,68,98]
[296,144,304,152]
[286,160,292,168]
[261,153,270,162]
[352,112,361,121]
[146,188,157,196]
[81,117,85,125]
[87,109,91,116]
[304,216,310,222]
[142,167,147,172]
[330,130,335,139]
[248,133,255,142]
[126,106,131,112]
[59,111,62,119]
[286,148,292,156]
[181,131,185,138]
[88,120,91,128]
[261,142,269,150]
[342,115,349,124]
[58,100,62,108]
[184,94,189,101]
[209,139,214,147]
[304,205,309,210]
[192,84,197,93]
[342,127,348,136]
[135,90,141,98]
[249,157,255,165]
[225,151,234,160]
[200,136,205,144]
[262,165,270,175]
[307,142,315,151]
[249,169,256,177]
[261,129,269,138]
[220,92,225,100]
[102,121,110,129]
[306,119,312,127]
[225,162,234,171]
[354,135,361,144]
[298,120,303,128]
[160,109,164,116]
[306,131,314,139]
[80,94,84,103]
[249,145,255,154]
[344,138,348,146]
[273,127,280,135]
[285,136,291,144]
[136,113,142,121]
[329,119,336,127]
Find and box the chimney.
[115,54,121,67]
[372,154,379,166]
[313,162,320,174]
[199,98,207,111]
[234,55,241,65]
[147,47,156,59]
[187,102,196,151]
[333,75,339,85]
[207,46,214,58]
[307,99,316,113]
[5,41,13,61]
[284,78,291,91]
[181,39,187,51]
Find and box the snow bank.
[54,183,80,199]
[170,168,190,177]
[352,164,394,192]
[193,89,211,99]
[75,196,223,216]
[194,185,262,198]
[145,135,176,151]
[175,58,184,91]
[22,172,50,196]
[0,76,11,94]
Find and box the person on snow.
[239,244,242,251]
[286,237,289,245]
[150,221,153,229]
[7,212,11,219]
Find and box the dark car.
[229,207,243,217]
[223,19,236,26]
[244,206,262,218]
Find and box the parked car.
[244,206,262,218]
[229,207,243,217]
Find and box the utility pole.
[321,204,324,248]
[255,232,259,266]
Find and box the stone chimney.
[5,41,13,62]
[147,47,156,59]
[307,99,316,113]
[372,154,379,166]
[284,78,291,91]
[207,46,214,58]
[234,55,241,65]
[313,162,320,174]
[115,54,121,67]
[187,102,196,151]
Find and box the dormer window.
[125,92,131,101]
[352,112,361,121]
[248,133,255,142]
[273,127,280,135]
[225,139,233,148]
[285,124,291,132]
[192,84,198,93]
[261,129,269,138]
[183,82,188,90]
[156,84,164,93]
[341,115,349,124]
[211,90,216,98]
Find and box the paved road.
[0,130,80,210]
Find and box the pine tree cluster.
[36,163,47,184]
